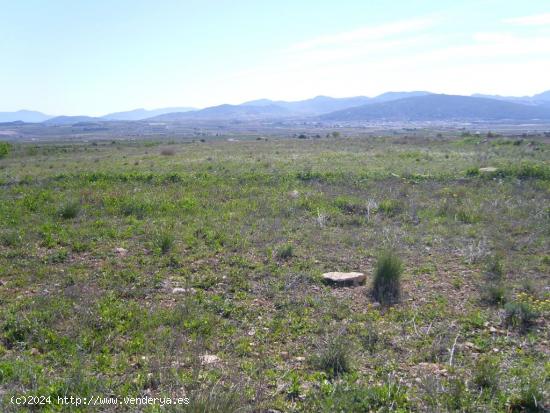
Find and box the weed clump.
[481,254,508,306]
[372,250,403,305]
[472,355,500,392]
[312,335,352,378]
[483,283,508,306]
[154,231,174,254]
[504,301,538,332]
[276,243,293,260]
[58,201,80,219]
[378,199,401,216]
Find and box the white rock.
[114,247,128,256]
[172,287,187,294]
[322,272,366,286]
[200,354,220,365]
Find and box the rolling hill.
[321,94,550,122]
[240,92,432,115]
[102,107,195,121]
[148,104,292,121]
[0,110,53,123]
[43,116,100,125]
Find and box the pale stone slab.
[322,272,366,286]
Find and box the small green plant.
[372,250,403,305]
[286,371,301,400]
[358,322,379,352]
[482,282,508,306]
[313,335,352,378]
[276,243,293,260]
[509,373,546,412]
[58,201,80,219]
[119,200,148,218]
[0,142,11,158]
[186,383,244,413]
[504,301,538,332]
[472,355,500,392]
[485,254,504,279]
[1,230,21,247]
[154,231,174,254]
[378,199,401,216]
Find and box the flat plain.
[0,134,549,412]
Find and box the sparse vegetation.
[0,135,548,411]
[312,334,352,378]
[57,200,81,219]
[0,142,10,158]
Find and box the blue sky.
[1,0,550,115]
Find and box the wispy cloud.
[288,17,437,51]
[503,13,550,26]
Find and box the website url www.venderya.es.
[9,395,190,407]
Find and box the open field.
[0,134,549,411]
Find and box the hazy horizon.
[2,0,550,116]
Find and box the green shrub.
[1,230,21,247]
[183,384,244,413]
[504,301,538,332]
[333,196,365,215]
[485,254,504,279]
[119,200,148,218]
[312,335,352,378]
[378,199,401,216]
[455,207,480,224]
[311,380,408,412]
[154,231,174,254]
[276,243,293,260]
[509,373,546,412]
[482,283,508,306]
[0,142,11,158]
[372,250,403,305]
[58,201,81,219]
[473,355,500,392]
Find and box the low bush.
[504,301,538,332]
[372,250,403,305]
[312,335,352,378]
[58,201,81,219]
[276,243,293,260]
[154,231,174,254]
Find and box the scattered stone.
[114,247,128,256]
[295,356,305,362]
[322,272,366,287]
[0,279,5,286]
[289,190,300,199]
[489,326,497,333]
[479,167,498,173]
[172,287,187,294]
[199,354,220,365]
[30,348,40,355]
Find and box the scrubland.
[0,135,548,411]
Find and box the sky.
[1,0,550,116]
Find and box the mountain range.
[1,90,550,123]
[321,94,550,122]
